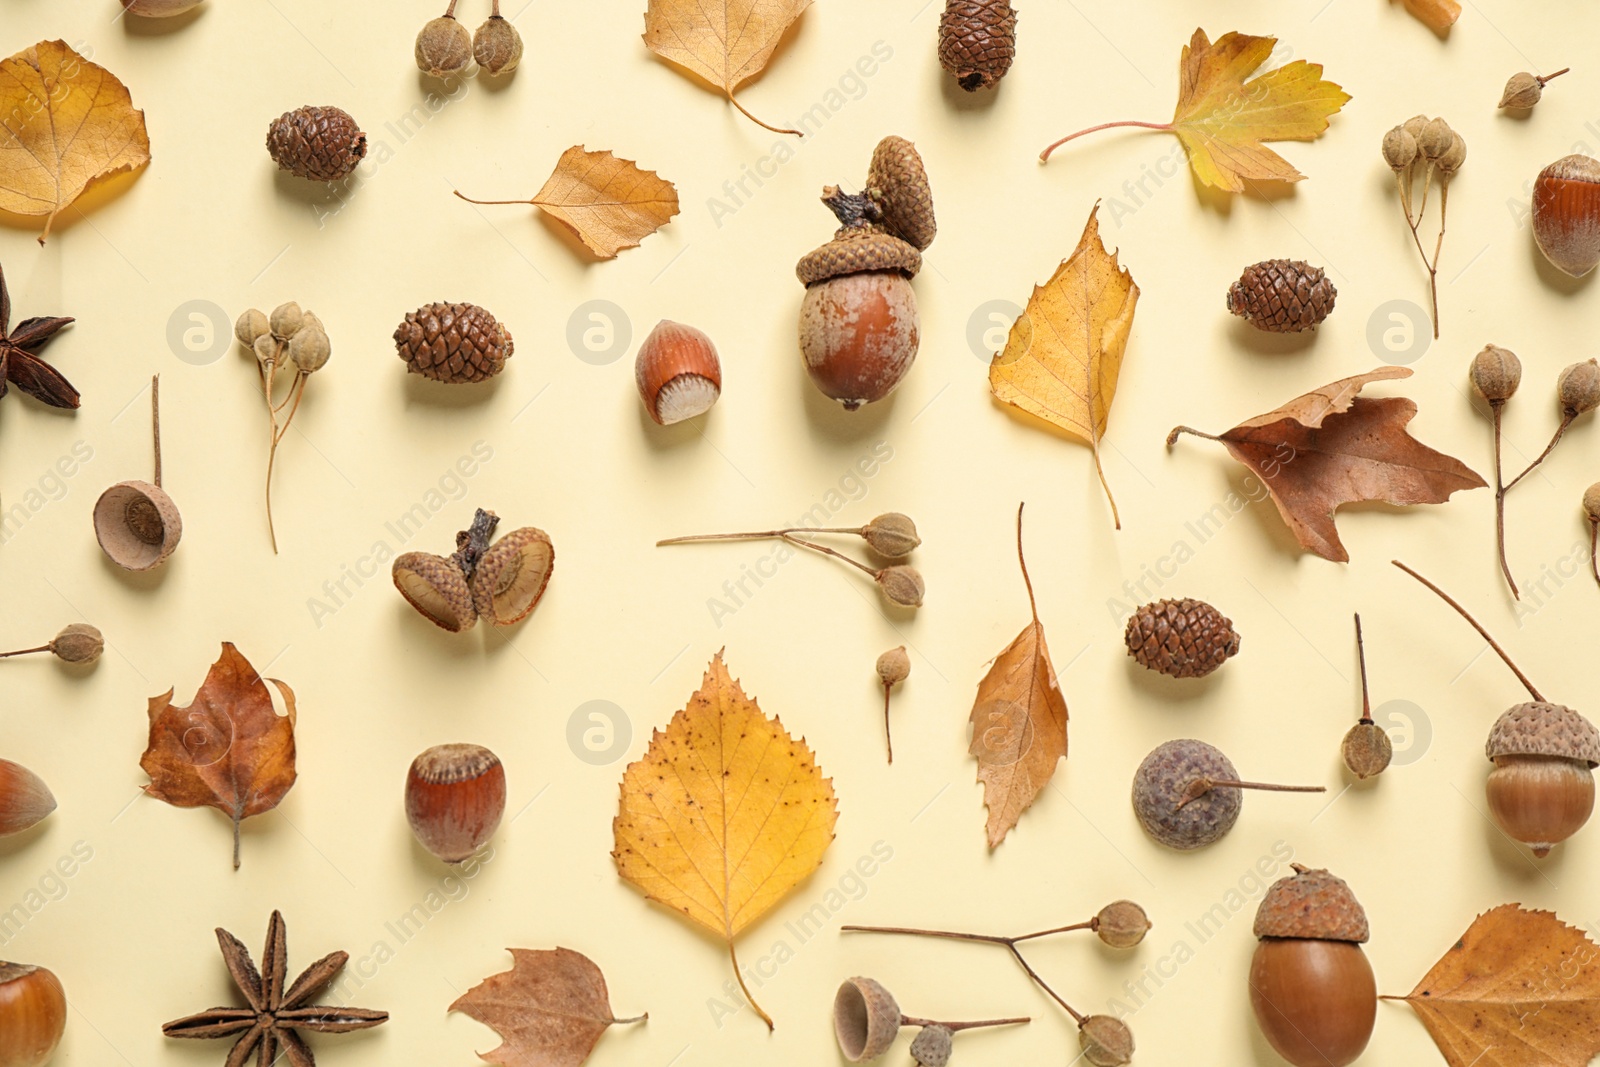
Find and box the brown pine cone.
[266,105,367,183]
[866,136,936,251]
[1226,259,1337,333]
[938,0,1017,92]
[1125,598,1241,679]
[394,303,514,384]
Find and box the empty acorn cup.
[94,374,182,571]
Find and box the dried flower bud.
[876,646,910,688]
[47,623,104,664]
[416,15,473,77]
[269,302,302,340]
[1559,359,1600,416]
[253,334,278,366]
[910,1024,953,1067]
[862,512,920,557]
[300,310,324,335]
[1419,118,1454,161]
[1341,720,1393,779]
[1437,131,1467,174]
[1470,344,1521,403]
[876,565,924,607]
[1500,71,1543,109]
[288,326,331,373]
[1585,482,1600,525]
[1381,126,1417,171]
[1094,900,1151,948]
[234,308,270,348]
[473,15,523,75]
[1401,114,1430,140]
[1079,1015,1135,1067]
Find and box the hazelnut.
[1533,154,1600,277]
[405,743,506,863]
[0,759,55,838]
[635,320,721,425]
[0,961,66,1067]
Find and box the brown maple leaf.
[141,643,297,868]
[1386,904,1600,1067]
[969,504,1069,849]
[450,948,646,1067]
[1168,367,1486,562]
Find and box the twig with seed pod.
[1499,68,1567,111]
[1342,614,1392,779]
[833,977,1029,1066]
[1381,116,1464,338]
[93,375,182,571]
[0,624,104,666]
[875,647,909,763]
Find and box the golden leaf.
[642,0,811,135]
[968,505,1068,849]
[1040,29,1350,194]
[613,651,837,1029]
[456,147,679,260]
[0,40,151,243]
[989,203,1139,528]
[1390,904,1600,1067]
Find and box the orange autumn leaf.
[0,40,151,243]
[642,0,811,135]
[140,643,297,868]
[450,948,646,1067]
[612,651,837,1030]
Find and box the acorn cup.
[94,375,181,571]
[831,977,1029,1064]
[392,508,554,632]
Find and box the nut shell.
[635,320,721,425]
[1486,702,1600,766]
[1533,155,1600,278]
[1131,738,1240,850]
[469,527,554,626]
[393,552,477,632]
[405,743,506,863]
[0,759,56,837]
[799,271,920,410]
[833,977,900,1062]
[1249,939,1376,1067]
[866,136,936,251]
[1254,866,1369,942]
[93,480,182,571]
[0,962,66,1067]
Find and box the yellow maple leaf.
[642,0,811,135]
[0,40,151,243]
[613,650,837,1030]
[1040,28,1350,193]
[988,203,1139,528]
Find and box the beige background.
[1,0,1598,1064]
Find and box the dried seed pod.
[0,961,66,1067]
[405,743,506,863]
[1533,154,1600,277]
[833,977,900,1062]
[93,376,181,572]
[875,646,910,763]
[1401,114,1430,140]
[876,565,925,607]
[392,552,477,632]
[269,301,303,340]
[1132,739,1324,850]
[1470,344,1521,403]
[469,526,554,626]
[937,0,1017,91]
[266,105,367,183]
[1078,1015,1134,1067]
[1124,598,1240,679]
[252,334,276,365]
[234,308,270,348]
[1499,67,1567,110]
[416,13,473,78]
[1093,900,1151,948]
[635,320,721,425]
[1342,614,1392,779]
[1226,259,1337,333]
[910,1024,952,1067]
[49,624,103,665]
[861,512,921,557]
[1437,131,1467,174]
[1559,358,1600,416]
[1381,125,1417,171]
[0,759,56,837]
[1419,117,1454,160]
[473,13,523,75]
[287,327,330,374]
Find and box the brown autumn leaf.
[989,202,1139,529]
[0,40,151,243]
[455,147,679,259]
[1390,904,1600,1067]
[140,642,297,868]
[969,504,1069,849]
[1167,367,1486,562]
[643,0,811,135]
[450,948,646,1067]
[613,651,837,1030]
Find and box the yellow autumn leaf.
[1040,29,1350,193]
[989,203,1139,528]
[643,0,811,135]
[613,651,837,1030]
[0,40,151,243]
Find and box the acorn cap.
[867,136,936,251]
[469,527,554,626]
[393,551,477,632]
[1486,702,1600,766]
[797,228,921,286]
[833,977,900,1062]
[1254,865,1369,942]
[93,480,182,571]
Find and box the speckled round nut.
[1486,702,1600,766]
[1254,865,1370,942]
[1131,739,1241,850]
[796,228,922,286]
[866,136,937,251]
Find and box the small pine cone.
[938,0,1017,92]
[266,105,367,183]
[1226,259,1337,333]
[1125,598,1240,679]
[394,303,514,383]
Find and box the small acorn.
[635,320,721,425]
[1249,865,1376,1067]
[1124,598,1240,679]
[1132,739,1324,850]
[0,624,104,667]
[1342,615,1393,780]
[416,3,473,78]
[0,961,66,1067]
[1533,154,1600,277]
[0,759,56,837]
[1499,68,1568,110]
[93,375,181,572]
[473,5,523,75]
[405,743,506,863]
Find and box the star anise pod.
[0,261,79,409]
[162,911,388,1067]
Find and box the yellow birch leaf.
[613,650,837,1030]
[989,202,1138,528]
[642,0,811,135]
[0,40,151,244]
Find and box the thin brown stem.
[0,645,51,659]
[442,0,459,17]
[150,374,163,488]
[1089,443,1121,529]
[1590,521,1599,588]
[1015,502,1036,622]
[782,534,875,576]
[1166,425,1220,446]
[490,0,501,14]
[263,360,280,554]
[1038,120,1173,162]
[725,91,801,137]
[1539,67,1571,86]
[453,190,534,206]
[1012,920,1095,943]
[232,816,242,870]
[1006,945,1084,1024]
[657,530,787,545]
[1491,404,1519,598]
[1354,614,1372,723]
[882,683,894,764]
[842,924,1013,946]
[1176,778,1325,811]
[1504,414,1576,492]
[900,1015,1030,1033]
[729,942,773,1030]
[1391,560,1547,702]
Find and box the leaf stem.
[1089,444,1121,529]
[1166,425,1220,446]
[1039,120,1173,163]
[1354,613,1372,724]
[1015,502,1036,622]
[1391,560,1547,702]
[729,942,773,1030]
[725,91,801,137]
[453,190,534,206]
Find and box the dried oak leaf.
[449,948,645,1067]
[612,650,837,1030]
[1168,366,1485,562]
[1041,29,1350,193]
[1389,904,1600,1067]
[643,0,811,135]
[969,504,1068,849]
[0,40,151,244]
[141,642,297,869]
[456,147,679,259]
[989,203,1139,529]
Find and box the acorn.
[1249,865,1376,1067]
[405,743,506,863]
[93,375,181,572]
[0,760,55,838]
[1131,739,1325,850]
[392,508,498,633]
[635,320,721,425]
[0,961,66,1067]
[1532,154,1600,277]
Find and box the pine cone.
[1125,598,1240,679]
[394,303,514,383]
[1226,259,1337,333]
[938,0,1017,92]
[867,136,936,251]
[266,105,367,183]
